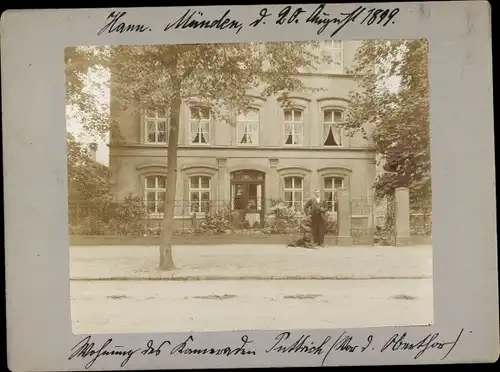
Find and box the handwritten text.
[96,4,401,37]
[69,329,467,370]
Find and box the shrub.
[69,216,105,235]
[148,226,163,236]
[106,195,147,236]
[325,212,338,234]
[199,206,232,234]
[265,201,302,234]
[410,213,432,236]
[69,194,147,236]
[373,225,395,246]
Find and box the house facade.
[108,41,377,229]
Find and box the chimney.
[89,143,97,162]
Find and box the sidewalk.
[70,244,433,280]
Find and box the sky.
[67,68,110,165]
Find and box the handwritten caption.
[97,4,400,37]
[69,329,466,369]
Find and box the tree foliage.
[65,46,110,139]
[343,40,431,208]
[67,133,149,236]
[67,132,110,204]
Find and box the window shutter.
[139,108,145,144]
[183,179,189,216]
[278,176,284,201]
[210,109,214,146]
[304,175,310,199]
[231,105,238,146]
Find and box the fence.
[68,199,338,237]
[410,211,432,236]
[69,193,431,245]
[371,193,432,245]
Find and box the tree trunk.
[159,89,181,271]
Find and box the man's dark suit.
[304,197,328,246]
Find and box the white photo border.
[2,2,498,371]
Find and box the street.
[71,278,433,334]
[70,244,433,280]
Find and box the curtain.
[323,124,330,143]
[324,124,340,146]
[332,125,340,145]
[285,122,293,144]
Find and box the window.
[323,109,343,146]
[284,109,303,145]
[189,106,211,144]
[145,108,168,143]
[324,176,344,212]
[145,176,166,215]
[284,176,304,211]
[324,40,343,73]
[189,176,211,213]
[237,108,260,145]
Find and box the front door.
[230,170,265,228]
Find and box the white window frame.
[189,106,211,145]
[144,175,167,216]
[283,108,304,146]
[323,108,344,147]
[284,176,304,211]
[144,108,168,144]
[189,175,212,214]
[237,108,260,146]
[324,40,344,73]
[323,176,344,212]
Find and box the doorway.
[230,170,266,228]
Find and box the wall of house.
[108,40,376,226]
[109,147,375,209]
[109,41,372,148]
[110,75,372,149]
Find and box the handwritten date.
[248,4,400,37]
[96,5,400,38]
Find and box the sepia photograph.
[4,3,497,370]
[66,39,433,334]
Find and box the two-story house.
[108,41,376,229]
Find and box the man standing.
[304,189,328,247]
